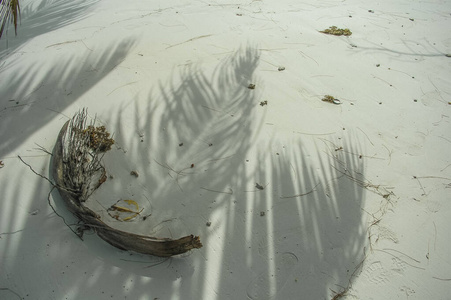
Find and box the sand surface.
[1,0,450,299]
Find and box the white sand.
[1,0,450,299]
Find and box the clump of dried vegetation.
[320,26,352,36]
[322,95,341,105]
[83,125,115,152]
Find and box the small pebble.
[130,171,139,177]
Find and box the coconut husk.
[51,109,202,257]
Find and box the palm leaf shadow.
[74,45,371,300]
[0,38,135,157]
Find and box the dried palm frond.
[52,109,202,257]
[0,0,21,39]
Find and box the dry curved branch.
[52,112,202,257]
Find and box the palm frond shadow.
[0,38,135,157]
[252,136,367,299]
[0,0,98,56]
[62,45,370,299]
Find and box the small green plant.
[0,0,21,39]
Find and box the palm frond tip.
[0,0,21,39]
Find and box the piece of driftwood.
[52,110,202,257]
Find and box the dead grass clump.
[320,26,352,36]
[83,125,115,152]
